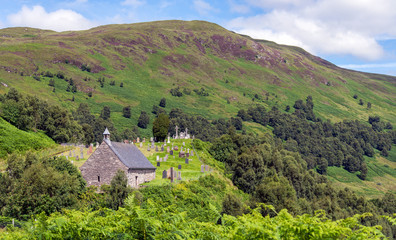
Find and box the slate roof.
[104,140,156,170]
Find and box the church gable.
[80,141,128,187]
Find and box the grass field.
[327,150,396,199]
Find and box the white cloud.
[228,0,396,60]
[121,0,145,7]
[341,62,396,69]
[194,0,215,15]
[7,5,96,32]
[229,0,250,14]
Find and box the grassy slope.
[327,149,396,199]
[0,20,394,138]
[0,117,55,163]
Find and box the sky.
[1,0,396,76]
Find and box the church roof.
[105,141,156,170]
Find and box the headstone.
[178,164,182,170]
[140,142,143,148]
[170,167,174,183]
[137,137,140,143]
[75,155,79,161]
[185,158,189,164]
[179,151,185,158]
[167,146,170,153]
[183,142,185,146]
[69,151,72,157]
[150,137,153,142]
[201,165,205,172]
[162,170,167,179]
[80,152,84,159]
[177,171,182,180]
[174,146,179,151]
[170,150,173,155]
[156,155,159,161]
[160,158,162,162]
[157,162,160,167]
[167,136,170,143]
[205,165,210,172]
[143,138,146,143]
[155,146,158,152]
[161,145,164,151]
[71,160,74,164]
[151,142,155,148]
[186,153,190,158]
[147,146,150,151]
[66,156,68,160]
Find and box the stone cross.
[167,136,170,143]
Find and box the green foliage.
[122,106,131,118]
[100,106,111,120]
[170,86,183,97]
[103,170,131,210]
[137,111,150,129]
[159,97,166,108]
[152,113,170,141]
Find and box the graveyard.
[56,138,218,187]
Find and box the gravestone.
[161,145,164,151]
[137,137,140,143]
[205,165,210,172]
[80,152,84,159]
[201,165,205,172]
[178,164,182,170]
[75,156,79,161]
[150,137,153,142]
[179,151,185,158]
[147,146,150,151]
[177,171,182,181]
[186,153,190,158]
[140,142,143,148]
[66,156,68,160]
[151,142,155,148]
[160,158,163,162]
[183,142,185,146]
[69,151,72,157]
[71,160,74,164]
[162,170,167,179]
[143,138,146,143]
[174,146,179,151]
[170,167,174,183]
[155,146,158,152]
[156,155,159,161]
[157,162,160,167]
[185,158,189,164]
[167,136,170,143]
[170,150,173,155]
[167,146,170,153]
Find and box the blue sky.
[1,0,396,76]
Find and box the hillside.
[0,20,394,137]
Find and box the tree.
[359,99,364,105]
[100,106,111,120]
[107,170,131,210]
[353,94,358,99]
[48,79,55,87]
[159,98,166,108]
[285,105,290,112]
[123,106,131,118]
[152,113,170,141]
[137,111,149,129]
[367,102,372,109]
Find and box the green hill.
[0,117,55,159]
[0,20,394,137]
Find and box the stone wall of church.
[127,169,156,188]
[80,141,128,187]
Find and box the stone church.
[80,128,156,188]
